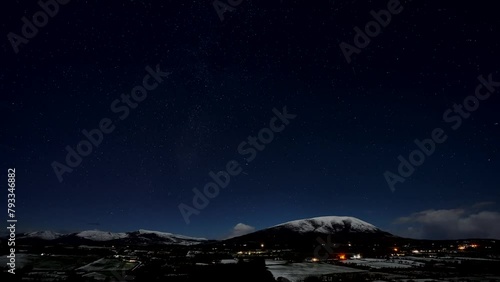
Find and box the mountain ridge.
[17,216,381,241]
[271,215,381,234]
[17,229,208,246]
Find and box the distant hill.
[16,229,208,246]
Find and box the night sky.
[2,0,500,240]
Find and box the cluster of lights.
[236,243,266,256]
[236,250,265,255]
[458,243,478,250]
[309,254,360,262]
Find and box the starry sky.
[1,0,500,240]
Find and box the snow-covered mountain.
[224,215,397,248]
[76,230,128,241]
[16,216,393,248]
[127,229,208,245]
[18,229,207,246]
[136,229,206,240]
[272,216,380,234]
[20,231,63,240]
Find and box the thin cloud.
[471,201,496,209]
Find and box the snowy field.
[340,258,422,269]
[0,254,100,271]
[76,258,138,272]
[265,259,289,265]
[0,253,34,269]
[267,262,366,282]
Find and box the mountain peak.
[273,215,379,234]
[136,229,208,241]
[18,229,208,245]
[76,230,128,241]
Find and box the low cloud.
[226,223,255,239]
[394,203,500,239]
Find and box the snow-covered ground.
[76,258,138,272]
[340,258,424,269]
[220,259,238,264]
[0,253,34,269]
[265,259,289,265]
[267,262,366,282]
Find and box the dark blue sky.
[1,0,500,240]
